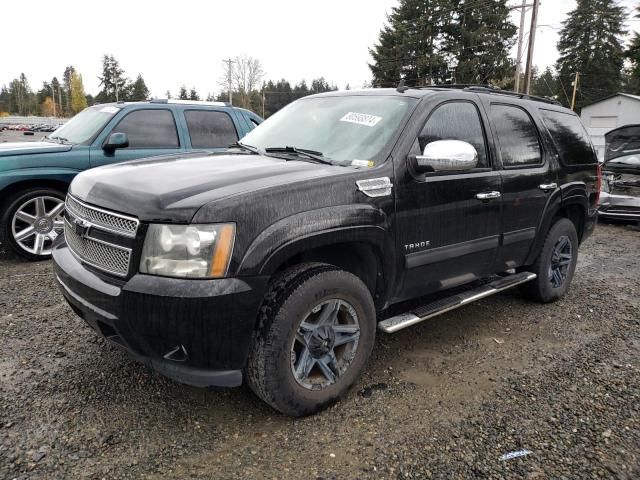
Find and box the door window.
[491,104,542,167]
[185,110,238,148]
[416,101,489,168]
[112,109,179,148]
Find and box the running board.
[378,272,537,334]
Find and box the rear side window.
[418,101,489,168]
[113,109,179,148]
[491,104,542,167]
[541,109,596,165]
[185,110,238,148]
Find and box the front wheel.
[245,263,376,416]
[0,188,66,260]
[520,218,579,303]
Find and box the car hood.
[69,152,351,222]
[0,141,73,157]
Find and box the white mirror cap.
[418,140,478,172]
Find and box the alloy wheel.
[549,235,573,288]
[11,195,65,257]
[290,299,361,390]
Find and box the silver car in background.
[599,125,640,223]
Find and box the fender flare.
[238,204,391,277]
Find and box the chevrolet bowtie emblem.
[73,218,91,238]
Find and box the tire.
[520,218,579,303]
[245,263,376,416]
[0,187,66,261]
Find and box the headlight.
[140,223,235,278]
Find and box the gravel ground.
[0,223,638,479]
[0,130,52,143]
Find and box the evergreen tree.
[189,87,200,100]
[531,67,560,100]
[555,0,626,109]
[62,66,76,115]
[178,85,188,100]
[130,74,150,101]
[445,0,517,84]
[97,54,128,102]
[625,5,640,94]
[369,0,450,87]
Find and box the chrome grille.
[65,195,139,237]
[64,218,131,276]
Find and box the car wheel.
[245,263,376,416]
[0,188,66,260]
[520,218,579,303]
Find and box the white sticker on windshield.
[340,112,382,127]
[100,106,120,114]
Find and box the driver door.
[396,99,503,300]
[90,108,184,167]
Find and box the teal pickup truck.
[0,100,262,260]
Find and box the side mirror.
[411,140,478,173]
[103,132,129,151]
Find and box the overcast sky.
[1,0,639,98]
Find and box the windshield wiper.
[229,141,261,154]
[264,146,333,166]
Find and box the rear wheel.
[520,218,579,303]
[245,263,376,416]
[0,188,65,260]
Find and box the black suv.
[52,86,599,416]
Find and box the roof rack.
[149,99,230,107]
[424,84,561,106]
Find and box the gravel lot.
[1,212,639,477]
[0,130,52,144]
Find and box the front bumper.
[52,239,268,388]
[598,191,640,222]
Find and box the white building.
[580,93,640,160]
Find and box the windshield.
[49,105,120,144]
[241,95,418,165]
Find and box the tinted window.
[418,102,489,168]
[114,109,179,148]
[185,110,238,148]
[541,109,596,165]
[491,104,542,167]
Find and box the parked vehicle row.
[0,99,263,260]
[0,123,59,132]
[48,86,599,415]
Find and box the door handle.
[475,191,501,200]
[539,182,557,191]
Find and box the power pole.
[570,72,580,111]
[514,0,530,92]
[223,58,234,105]
[523,0,540,95]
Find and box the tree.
[165,90,172,99]
[62,66,76,115]
[625,5,640,94]
[231,55,265,108]
[178,85,188,100]
[369,0,517,87]
[531,67,560,100]
[41,97,56,116]
[555,0,626,109]
[97,54,128,102]
[70,71,88,113]
[130,74,150,101]
[189,87,200,100]
[444,0,517,84]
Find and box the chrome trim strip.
[56,275,118,321]
[356,177,393,198]
[66,195,139,238]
